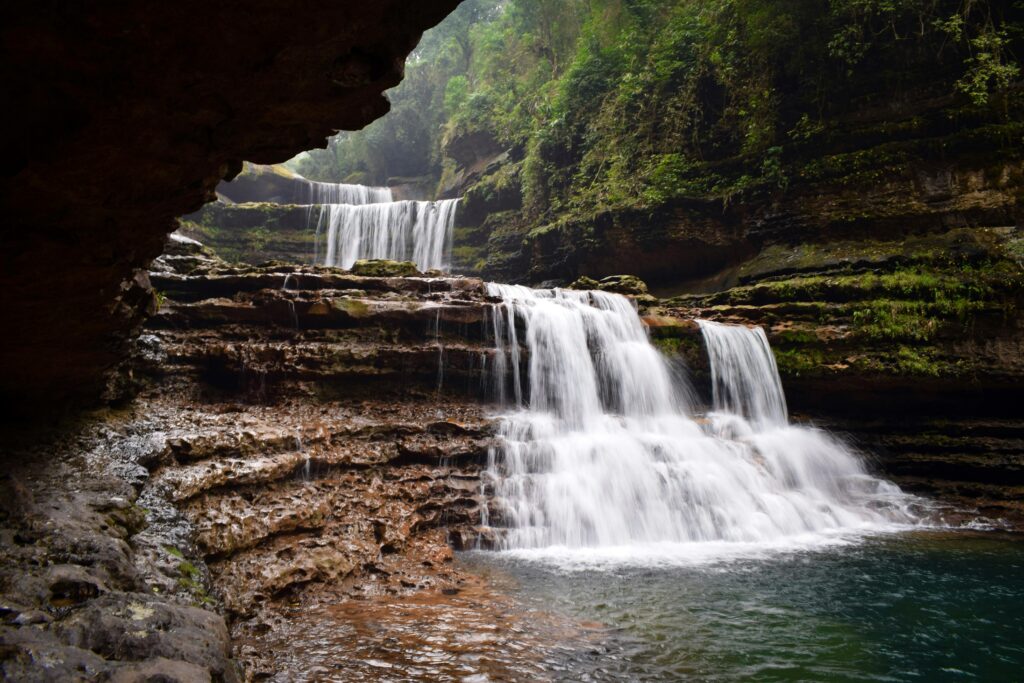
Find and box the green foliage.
[444,75,470,114]
[288,0,499,184]
[852,299,937,341]
[289,0,1020,221]
[894,346,942,376]
[956,27,1021,105]
[163,545,185,560]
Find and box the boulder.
[350,259,422,277]
[568,274,650,296]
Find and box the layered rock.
[2,229,1019,677]
[0,232,515,678]
[640,224,1024,523]
[139,255,503,674]
[0,0,461,411]
[179,202,319,265]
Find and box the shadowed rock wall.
[0,0,461,412]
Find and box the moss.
[163,545,185,560]
[350,259,420,277]
[177,561,200,579]
[774,348,828,376]
[773,329,818,344]
[334,299,370,318]
[894,346,942,377]
[651,337,683,355]
[851,299,937,341]
[452,245,486,269]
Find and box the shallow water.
[462,530,1024,682]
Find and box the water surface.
[462,530,1024,681]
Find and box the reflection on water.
[237,574,607,682]
[242,531,1023,682]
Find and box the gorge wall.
[0,241,501,678]
[194,5,1024,488]
[0,0,461,411]
[189,0,1023,522]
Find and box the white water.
[316,198,459,271]
[296,179,393,205]
[698,319,788,427]
[482,284,922,559]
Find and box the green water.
[462,531,1024,681]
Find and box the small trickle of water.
[432,308,446,396]
[697,319,787,427]
[482,284,922,555]
[295,434,311,482]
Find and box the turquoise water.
[461,531,1024,681]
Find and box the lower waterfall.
[482,284,921,556]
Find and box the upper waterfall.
[315,198,459,271]
[296,178,393,205]
[482,284,921,556]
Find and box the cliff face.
[0,0,461,412]
[180,201,319,266]
[439,4,1024,508]
[454,107,1022,285]
[0,242,500,678]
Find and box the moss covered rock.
[350,259,422,277]
[569,273,650,297]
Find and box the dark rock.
[47,565,107,607]
[0,0,462,412]
[56,594,236,682]
[108,657,216,683]
[597,274,649,295]
[215,163,310,205]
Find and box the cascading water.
[697,319,788,427]
[296,178,394,205]
[316,198,459,271]
[287,173,461,271]
[482,284,921,556]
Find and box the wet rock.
[56,594,236,682]
[597,274,649,296]
[569,273,650,297]
[0,632,110,682]
[108,657,215,683]
[12,610,51,626]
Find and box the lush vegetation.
[288,0,499,184]
[291,0,1021,220]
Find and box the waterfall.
[316,198,459,272]
[697,319,788,427]
[288,175,460,272]
[296,179,393,205]
[482,284,920,554]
